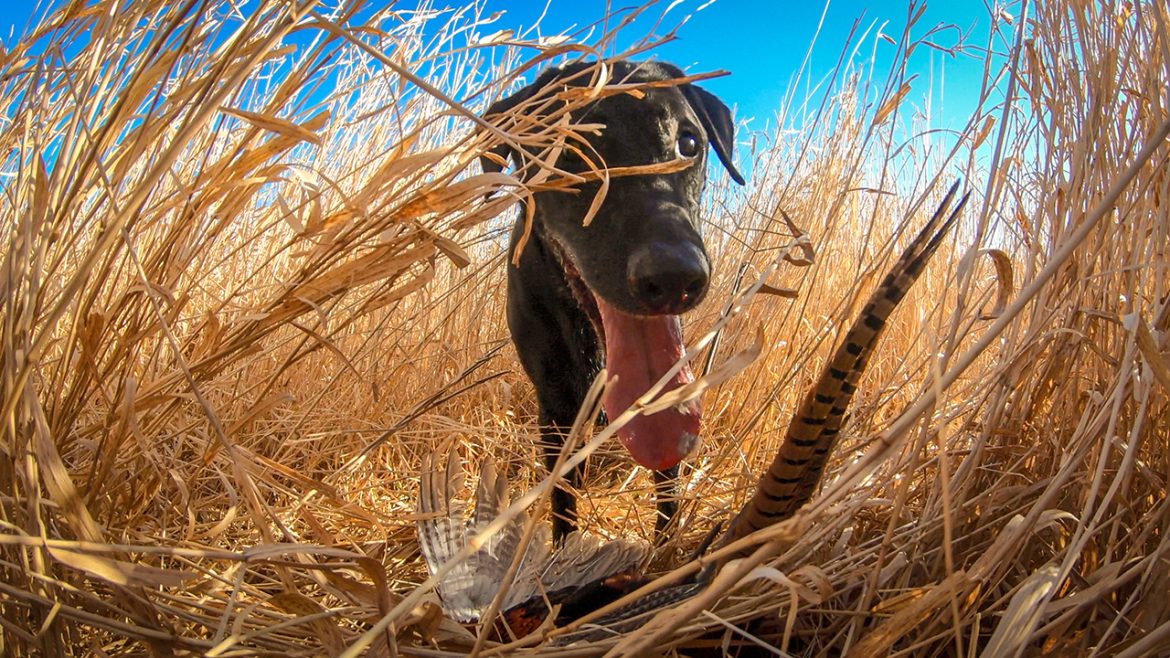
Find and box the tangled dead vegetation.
[1,1,1168,656]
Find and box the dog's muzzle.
[625,241,710,315]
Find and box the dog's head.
[482,60,746,470]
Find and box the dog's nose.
[627,241,710,314]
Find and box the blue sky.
[1,0,995,131]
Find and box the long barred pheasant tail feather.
[714,181,969,558]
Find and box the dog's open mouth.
[548,237,701,471]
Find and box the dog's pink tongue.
[596,299,701,470]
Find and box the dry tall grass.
[1,0,1168,656]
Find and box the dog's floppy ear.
[479,65,569,177]
[479,84,539,177]
[681,85,746,185]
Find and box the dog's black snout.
[627,241,710,314]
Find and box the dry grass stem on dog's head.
[2,0,1169,656]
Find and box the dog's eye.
[677,131,700,158]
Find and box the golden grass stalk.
[1,0,1168,655]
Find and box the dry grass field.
[1,0,1168,656]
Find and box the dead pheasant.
[416,182,968,638]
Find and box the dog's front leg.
[541,427,584,540]
[515,322,591,542]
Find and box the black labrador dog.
[481,60,745,540]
